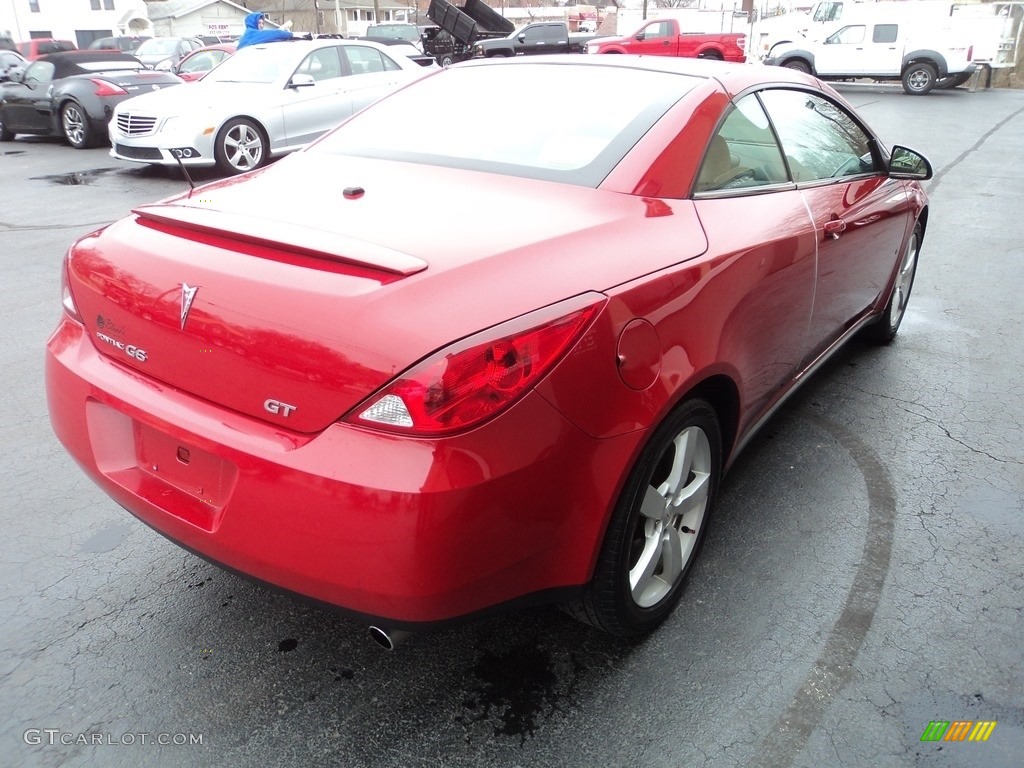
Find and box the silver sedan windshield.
[204,44,298,84]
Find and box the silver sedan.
[109,39,429,175]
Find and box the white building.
[0,0,152,47]
[0,0,419,46]
[145,0,253,38]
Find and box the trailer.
[425,0,514,66]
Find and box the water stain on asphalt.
[751,413,897,768]
[30,167,121,186]
[80,522,132,553]
[1,150,26,156]
[460,644,560,743]
[278,638,298,653]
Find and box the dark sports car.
[0,51,182,148]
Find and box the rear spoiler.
[132,204,428,276]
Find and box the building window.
[105,0,115,9]
[30,1,41,13]
[90,0,100,10]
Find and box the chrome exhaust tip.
[368,626,411,650]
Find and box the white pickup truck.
[763,14,977,95]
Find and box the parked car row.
[0,38,435,162]
[44,55,933,643]
[0,51,182,148]
[108,39,431,174]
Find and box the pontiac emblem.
[180,283,199,330]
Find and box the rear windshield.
[73,61,144,72]
[312,62,697,187]
[367,25,420,42]
[136,38,182,56]
[40,41,75,54]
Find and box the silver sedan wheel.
[221,122,264,172]
[629,424,712,608]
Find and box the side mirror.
[518,33,526,43]
[6,67,25,83]
[635,32,646,41]
[888,145,932,180]
[289,73,316,88]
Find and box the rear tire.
[698,51,723,61]
[61,102,95,149]
[565,399,722,637]
[0,113,13,142]
[783,59,811,74]
[864,223,922,344]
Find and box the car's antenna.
[173,153,196,197]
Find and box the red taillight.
[348,295,605,436]
[61,253,81,322]
[90,78,127,97]
[967,45,974,61]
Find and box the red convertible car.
[46,57,930,645]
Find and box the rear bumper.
[46,316,641,626]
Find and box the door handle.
[824,218,847,240]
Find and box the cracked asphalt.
[2,84,1022,767]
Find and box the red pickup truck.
[586,19,747,62]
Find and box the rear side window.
[695,94,789,194]
[342,45,398,75]
[873,24,898,43]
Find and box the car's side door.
[2,59,55,131]
[337,45,410,114]
[280,45,353,149]
[631,21,676,55]
[814,24,873,75]
[758,88,914,360]
[690,93,819,426]
[859,23,902,73]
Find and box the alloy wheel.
[62,105,85,147]
[222,123,264,172]
[628,424,712,608]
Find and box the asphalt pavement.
[1,83,1022,767]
